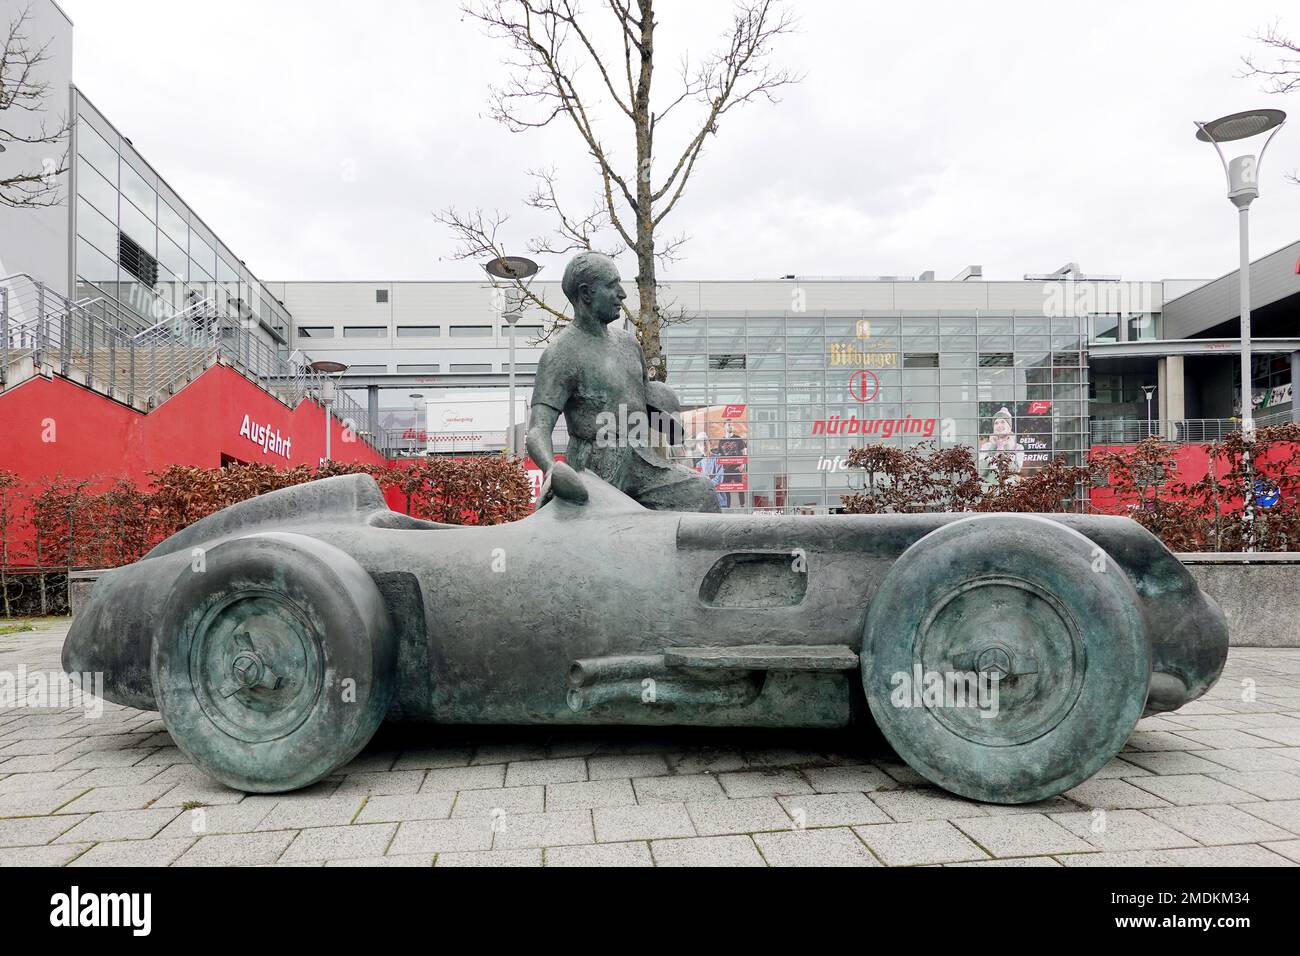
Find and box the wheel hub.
[914,576,1086,747]
[189,591,323,743]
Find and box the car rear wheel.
[862,514,1151,804]
[152,532,396,793]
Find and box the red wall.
[1089,441,1299,512]
[0,364,386,483]
[0,365,390,562]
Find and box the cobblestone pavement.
[2,619,1299,867]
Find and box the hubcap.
[914,576,1086,747]
[189,590,323,743]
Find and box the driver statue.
[526,252,721,513]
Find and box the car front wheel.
[151,532,396,793]
[862,514,1151,804]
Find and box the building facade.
[68,88,291,345]
[6,1,1297,517]
[0,1,288,352]
[275,270,1174,513]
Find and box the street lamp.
[484,256,539,457]
[1141,384,1156,440]
[1195,108,1286,552]
[310,360,348,462]
[409,393,425,456]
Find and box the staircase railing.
[1,275,381,453]
[1090,416,1297,445]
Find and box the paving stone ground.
[3,619,1299,867]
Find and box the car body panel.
[64,473,1228,727]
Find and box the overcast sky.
[56,0,1300,285]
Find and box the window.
[77,119,118,181]
[296,327,333,338]
[709,353,746,370]
[901,317,938,335]
[509,363,539,373]
[376,289,389,303]
[903,353,939,368]
[158,200,187,248]
[118,200,155,254]
[449,325,493,337]
[76,236,117,283]
[76,163,117,221]
[1091,315,1119,343]
[157,235,187,281]
[450,363,492,373]
[76,197,117,259]
[396,326,439,337]
[189,233,216,276]
[120,162,156,221]
[397,364,439,374]
[978,353,1014,367]
[343,326,387,338]
[118,232,159,285]
[341,365,387,375]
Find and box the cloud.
[57,0,1300,285]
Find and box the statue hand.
[540,461,589,506]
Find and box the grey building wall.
[1163,239,1300,339]
[0,0,72,293]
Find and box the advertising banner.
[977,401,1054,478]
[424,390,528,453]
[678,403,749,505]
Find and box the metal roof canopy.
[1089,337,1300,358]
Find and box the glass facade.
[70,91,289,343]
[664,311,1091,514]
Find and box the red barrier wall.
[1089,441,1300,512]
[0,365,389,562]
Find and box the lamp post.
[409,393,425,456]
[504,309,521,455]
[1142,384,1156,440]
[1195,108,1286,552]
[484,256,539,457]
[310,360,348,463]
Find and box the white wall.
[0,0,73,293]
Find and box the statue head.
[562,252,626,326]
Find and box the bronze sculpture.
[62,252,1231,804]
[526,252,719,513]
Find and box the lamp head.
[1195,110,1287,208]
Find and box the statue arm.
[525,350,587,504]
[525,403,561,474]
[526,346,570,475]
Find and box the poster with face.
[679,403,749,498]
[977,401,1053,477]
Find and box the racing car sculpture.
[64,470,1229,804]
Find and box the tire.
[863,514,1151,804]
[151,532,396,793]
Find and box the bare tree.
[0,3,70,209]
[1242,20,1299,183]
[438,0,798,379]
[1243,20,1300,93]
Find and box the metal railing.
[369,423,570,459]
[1090,416,1295,445]
[1255,407,1294,428]
[1,274,380,453]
